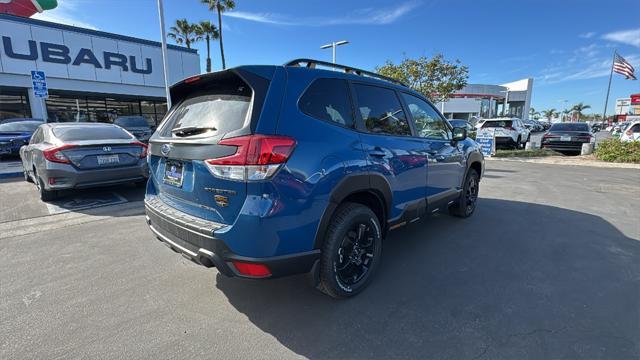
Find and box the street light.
[320,40,349,63]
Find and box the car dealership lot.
[1,161,638,359]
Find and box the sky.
[32,0,640,116]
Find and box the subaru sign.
[31,70,48,98]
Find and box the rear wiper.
[171,126,216,137]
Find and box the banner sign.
[31,70,48,98]
[475,128,495,157]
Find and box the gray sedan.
[20,123,149,201]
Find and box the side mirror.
[452,126,467,142]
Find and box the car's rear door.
[351,83,428,224]
[147,68,276,225]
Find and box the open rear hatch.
[147,68,272,225]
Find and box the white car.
[479,118,531,149]
[620,120,640,142]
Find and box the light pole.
[157,0,171,109]
[320,40,349,63]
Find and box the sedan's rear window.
[483,120,512,128]
[114,116,149,128]
[549,123,589,132]
[53,126,132,141]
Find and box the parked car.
[620,121,640,142]
[480,118,530,149]
[20,123,149,201]
[449,119,477,139]
[541,122,594,155]
[144,59,484,298]
[0,117,45,125]
[113,116,154,143]
[524,120,544,132]
[0,120,43,157]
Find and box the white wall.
[0,15,200,97]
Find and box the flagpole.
[157,0,172,109]
[601,50,616,124]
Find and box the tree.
[571,102,591,121]
[376,54,468,103]
[168,19,200,49]
[201,0,235,70]
[529,107,540,119]
[196,20,219,72]
[542,108,557,121]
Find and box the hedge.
[594,139,640,163]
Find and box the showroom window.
[0,88,31,121]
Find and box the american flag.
[613,53,637,80]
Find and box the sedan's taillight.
[205,135,296,181]
[43,144,76,164]
[132,141,148,158]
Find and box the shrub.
[595,139,640,163]
[494,149,561,158]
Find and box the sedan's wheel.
[449,168,479,218]
[317,203,382,299]
[35,172,56,201]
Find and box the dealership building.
[0,14,200,125]
[437,78,534,121]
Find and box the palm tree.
[201,0,235,70]
[571,102,591,122]
[542,108,557,121]
[196,20,219,72]
[529,107,540,119]
[168,19,201,49]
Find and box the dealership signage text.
[1,36,153,74]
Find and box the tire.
[515,136,521,149]
[449,168,480,218]
[316,203,383,299]
[34,172,56,202]
[23,169,32,183]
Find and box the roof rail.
[284,58,407,87]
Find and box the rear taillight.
[133,141,148,158]
[205,135,296,181]
[43,144,76,164]
[231,261,271,277]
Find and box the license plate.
[97,154,119,165]
[560,136,571,141]
[163,160,184,187]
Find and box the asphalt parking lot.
[1,161,638,359]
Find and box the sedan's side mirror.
[452,126,467,142]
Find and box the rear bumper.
[495,136,518,147]
[541,140,589,151]
[144,195,320,279]
[42,161,149,190]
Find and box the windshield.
[550,123,589,132]
[114,116,149,128]
[0,121,42,133]
[160,94,251,138]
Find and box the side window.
[630,124,640,133]
[353,84,411,136]
[299,78,354,127]
[401,93,451,140]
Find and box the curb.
[486,157,640,169]
[0,171,22,179]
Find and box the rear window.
[159,93,251,138]
[550,123,589,132]
[483,120,512,128]
[53,126,132,141]
[114,116,149,128]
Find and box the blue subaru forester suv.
[145,59,483,298]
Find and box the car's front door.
[351,83,428,225]
[400,93,464,208]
